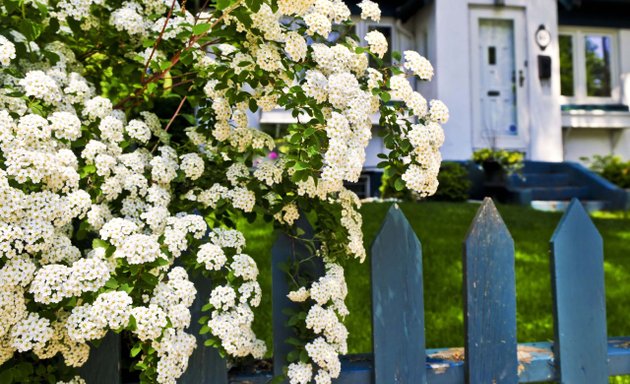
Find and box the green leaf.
[392,51,402,62]
[248,98,258,112]
[181,50,194,66]
[79,164,96,178]
[130,345,142,357]
[394,177,406,191]
[192,23,212,36]
[92,239,109,249]
[245,0,261,12]
[18,19,43,41]
[104,278,119,289]
[285,337,304,347]
[140,272,158,286]
[216,0,231,10]
[270,376,285,384]
[287,350,299,362]
[294,162,309,171]
[159,61,171,71]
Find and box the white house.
[250,0,630,195]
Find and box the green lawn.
[239,201,630,356]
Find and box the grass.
[238,201,630,356]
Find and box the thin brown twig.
[163,79,194,91]
[142,0,178,84]
[117,0,242,110]
[164,94,188,133]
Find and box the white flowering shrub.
[0,0,447,382]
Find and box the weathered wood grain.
[550,198,608,384]
[463,198,518,383]
[371,204,426,384]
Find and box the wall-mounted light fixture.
[535,24,551,51]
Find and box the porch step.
[511,173,571,187]
[531,200,607,212]
[529,186,590,201]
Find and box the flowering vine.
[0,0,447,383]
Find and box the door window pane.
[559,35,574,96]
[585,35,612,97]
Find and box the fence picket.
[550,199,608,384]
[371,204,426,384]
[271,216,324,381]
[464,198,518,383]
[78,332,121,384]
[179,274,228,384]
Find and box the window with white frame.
[354,17,399,66]
[559,27,620,103]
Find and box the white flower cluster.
[253,158,285,186]
[57,376,86,384]
[299,41,381,197]
[357,0,380,22]
[180,153,205,180]
[365,30,388,59]
[145,268,198,383]
[274,203,300,226]
[0,40,206,382]
[0,36,16,67]
[401,122,445,196]
[287,263,349,384]
[0,54,112,365]
[403,50,434,80]
[337,189,366,262]
[202,228,266,358]
[0,0,450,380]
[386,72,448,196]
[288,362,313,384]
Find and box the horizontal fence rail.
[81,198,630,384]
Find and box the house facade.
[409,0,630,164]
[249,0,630,195]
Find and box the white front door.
[470,8,529,151]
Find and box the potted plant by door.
[472,148,524,186]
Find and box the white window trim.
[559,26,621,105]
[352,16,400,53]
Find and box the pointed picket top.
[463,198,518,384]
[371,204,426,384]
[550,199,608,384]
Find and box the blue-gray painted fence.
[82,198,630,383]
[371,204,426,383]
[550,200,608,384]
[464,198,518,383]
[271,216,325,381]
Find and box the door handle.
[487,90,500,96]
[519,70,525,87]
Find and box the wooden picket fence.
[79,198,630,383]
